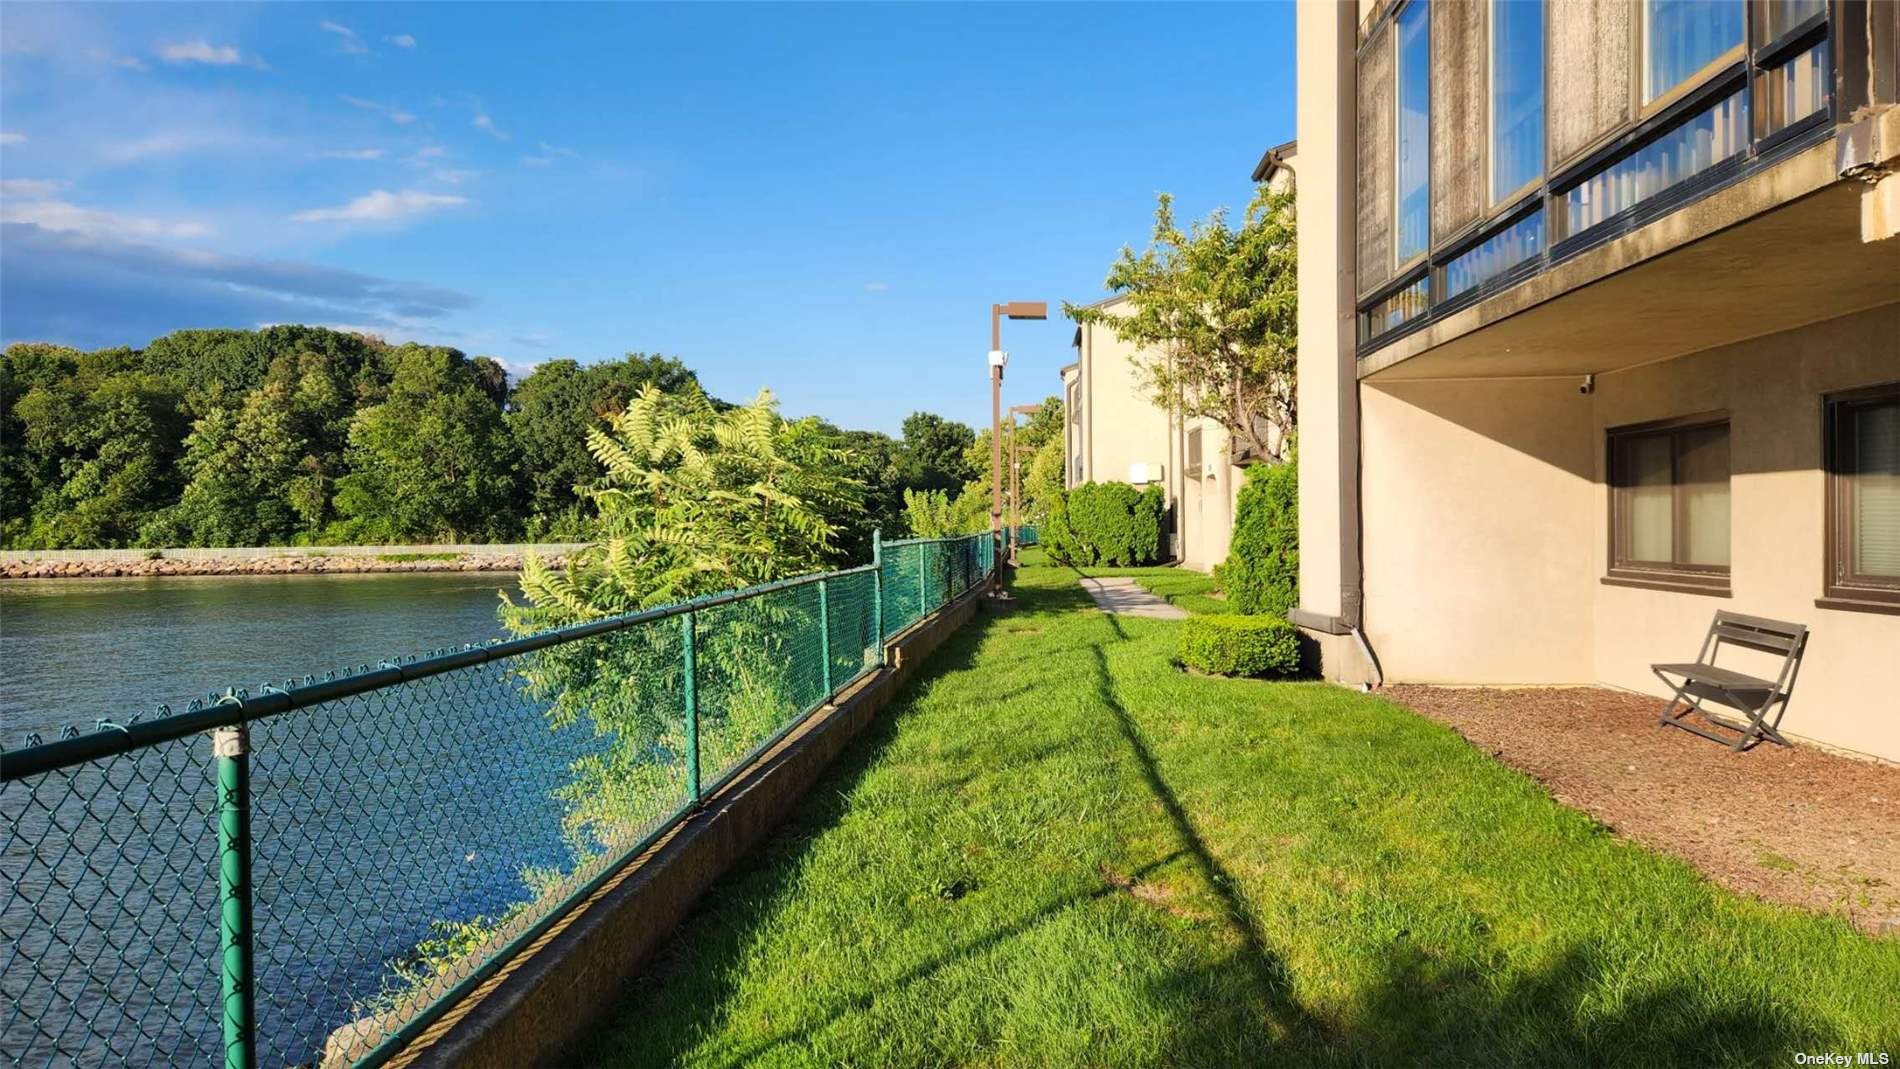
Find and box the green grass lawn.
[577,559,1900,1067]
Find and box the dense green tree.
[9,360,187,548]
[892,411,977,496]
[328,345,521,543]
[1066,183,1297,463]
[504,353,700,534]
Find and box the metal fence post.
[682,612,700,802]
[817,577,832,697]
[919,542,930,618]
[872,529,885,663]
[213,725,256,1069]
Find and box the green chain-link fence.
[2,532,994,1069]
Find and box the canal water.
[0,572,514,743]
[1,572,599,1066]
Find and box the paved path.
[1077,577,1190,619]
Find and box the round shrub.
[1178,614,1300,678]
[1050,482,1168,566]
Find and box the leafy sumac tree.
[502,384,863,854]
[1066,183,1296,464]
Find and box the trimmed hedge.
[1178,614,1300,677]
[1045,482,1167,566]
[1216,459,1297,616]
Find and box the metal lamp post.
[1007,402,1039,565]
[989,301,1046,562]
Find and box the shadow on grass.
[570,577,1866,1068]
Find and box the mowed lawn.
[577,557,1900,1067]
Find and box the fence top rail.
[0,555,899,782]
[879,534,993,548]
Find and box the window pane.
[1559,90,1747,237]
[1441,209,1544,301]
[1395,0,1431,264]
[1678,424,1730,567]
[1755,39,1830,137]
[1855,401,1900,578]
[1645,0,1743,102]
[1360,275,1430,343]
[1627,435,1674,563]
[1492,0,1544,201]
[1760,0,1825,41]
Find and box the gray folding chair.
[1653,611,1808,752]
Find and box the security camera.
[1579,374,1596,396]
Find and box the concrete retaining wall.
[389,580,991,1069]
[0,543,586,564]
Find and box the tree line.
[0,326,1062,556]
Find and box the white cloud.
[521,155,552,167]
[2,221,478,348]
[315,148,386,161]
[864,282,890,293]
[157,40,251,67]
[341,95,416,125]
[101,130,241,164]
[387,34,417,49]
[84,48,148,71]
[472,112,508,140]
[431,168,478,185]
[0,132,24,146]
[320,21,368,54]
[0,188,212,240]
[0,178,68,198]
[290,188,468,224]
[538,141,579,158]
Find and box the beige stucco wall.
[1360,378,1599,684]
[1590,304,1900,762]
[1074,313,1172,489]
[1355,304,1900,762]
[1179,415,1247,573]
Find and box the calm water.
[0,571,514,743]
[1,572,600,1066]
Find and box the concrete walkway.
[1077,577,1189,619]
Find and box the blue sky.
[0,2,1295,434]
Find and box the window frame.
[1639,0,1748,114]
[1821,381,1900,614]
[1391,0,1432,274]
[1486,0,1545,210]
[1605,412,1733,595]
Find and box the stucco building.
[1291,0,1900,761]
[1061,146,1297,573]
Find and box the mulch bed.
[1384,685,1900,937]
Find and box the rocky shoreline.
[2,553,568,580]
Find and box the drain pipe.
[1349,623,1384,690]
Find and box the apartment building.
[1062,297,1246,571]
[1292,0,1900,761]
[1062,145,1297,573]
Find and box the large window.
[1645,0,1745,104]
[1558,89,1747,237]
[1609,416,1731,590]
[1394,0,1431,266]
[1441,208,1544,301]
[1490,0,1544,203]
[1825,383,1900,611]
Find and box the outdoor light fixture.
[989,301,1048,550]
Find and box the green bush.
[1178,614,1301,677]
[1216,459,1297,616]
[1049,482,1167,566]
